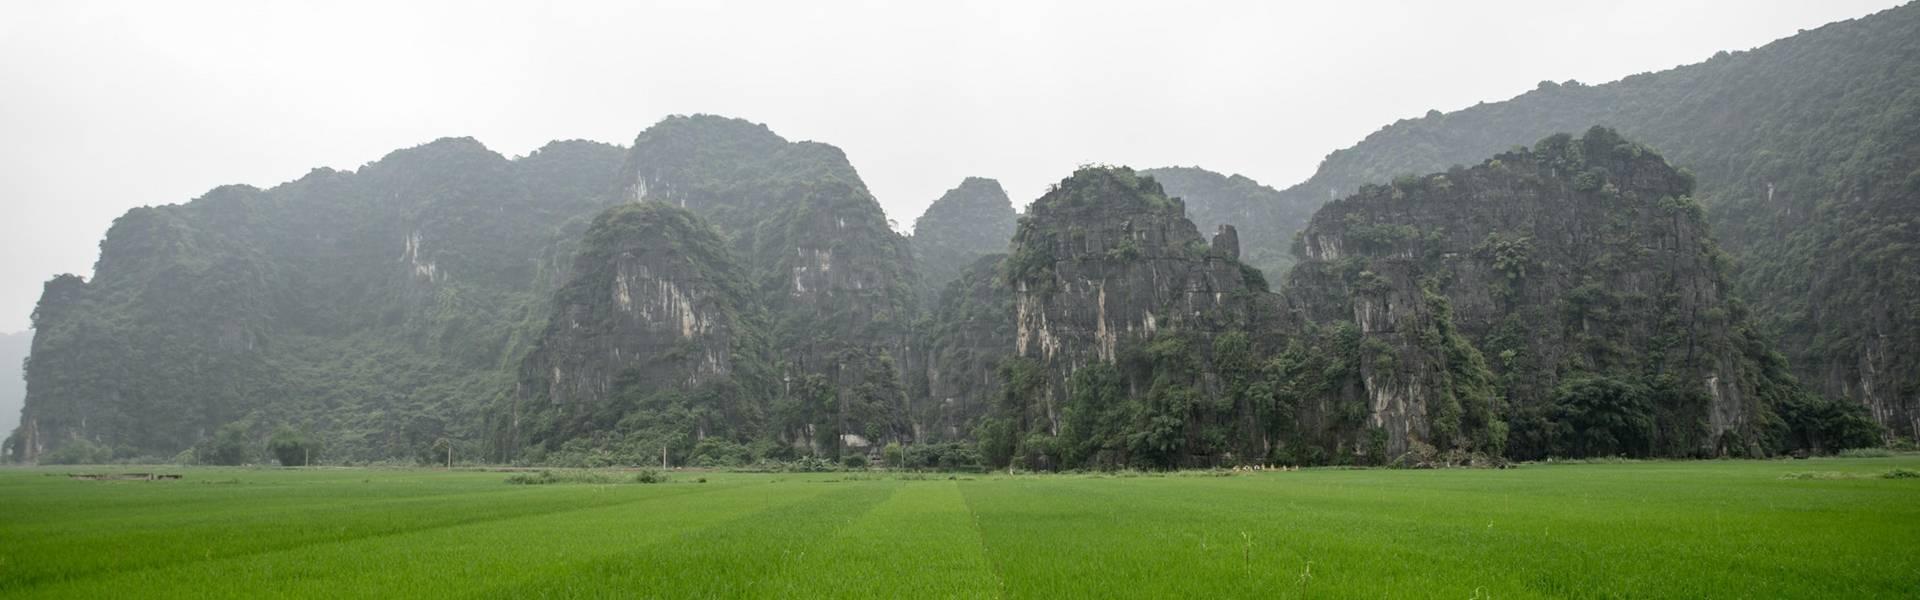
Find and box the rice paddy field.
[2,457,1917,598]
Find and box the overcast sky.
[0,1,1902,333]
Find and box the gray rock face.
[523,205,745,401]
[1211,225,1240,261]
[1263,6,1920,441]
[610,115,919,450]
[513,203,769,450]
[614,116,917,344]
[1288,128,1786,458]
[1011,175,1260,366]
[1004,168,1282,447]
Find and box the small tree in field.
[268,426,319,466]
[196,423,253,466]
[431,437,453,468]
[883,442,904,469]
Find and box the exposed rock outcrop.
[974,166,1286,468]
[1008,167,1272,366]
[605,115,919,455]
[512,203,771,450]
[1265,5,1920,440]
[1287,127,1797,458]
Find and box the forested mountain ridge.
[1270,3,1920,440]
[12,5,1913,469]
[959,166,1288,469]
[618,116,917,363]
[6,114,931,465]
[497,115,922,465]
[9,138,629,462]
[1285,128,1857,459]
[915,131,1864,469]
[610,115,920,462]
[506,202,775,463]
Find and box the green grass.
[2,459,1917,598]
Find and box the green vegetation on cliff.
[16,12,1914,470]
[1273,4,1920,441]
[8,138,628,463]
[1289,127,1873,460]
[977,166,1285,470]
[497,116,922,465]
[508,202,776,465]
[8,115,936,467]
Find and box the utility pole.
[660,446,668,469]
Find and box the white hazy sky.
[0,0,1903,333]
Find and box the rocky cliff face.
[1267,4,1920,441]
[910,177,1017,298]
[510,203,771,453]
[603,115,919,455]
[1287,128,1797,458]
[616,117,917,338]
[12,110,1875,465]
[977,167,1285,468]
[10,138,627,461]
[1008,168,1271,367]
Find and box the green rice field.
[3,457,1917,598]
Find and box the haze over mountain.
[5,2,1913,466]
[0,1,1899,333]
[0,332,26,434]
[910,178,1018,297]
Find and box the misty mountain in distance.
[1140,166,1311,280]
[910,177,1019,299]
[5,4,1912,466]
[0,331,26,434]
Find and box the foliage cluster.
[503,469,669,485]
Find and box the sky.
[0,0,1904,334]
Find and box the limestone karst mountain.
[607,115,920,461]
[13,0,1915,469]
[507,203,774,458]
[981,166,1285,468]
[1286,128,1835,460]
[10,138,627,462]
[1268,3,1920,440]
